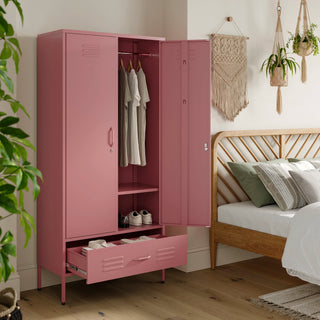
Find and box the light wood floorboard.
[19,257,305,320]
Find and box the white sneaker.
[139,210,152,225]
[128,211,142,226]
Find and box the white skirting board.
[176,244,261,273]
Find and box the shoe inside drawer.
[66,234,187,284]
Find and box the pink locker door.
[66,33,118,238]
[160,40,211,227]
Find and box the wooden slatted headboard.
[210,128,320,267]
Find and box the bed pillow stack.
[228,159,287,208]
[253,161,315,211]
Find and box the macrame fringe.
[301,55,307,83]
[251,298,319,320]
[212,71,248,121]
[277,86,282,114]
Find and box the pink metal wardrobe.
[37,29,211,304]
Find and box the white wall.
[186,0,320,269]
[14,0,164,291]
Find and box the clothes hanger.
[128,59,133,72]
[136,60,142,72]
[119,58,124,71]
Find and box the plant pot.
[294,42,314,57]
[270,67,288,87]
[0,288,21,320]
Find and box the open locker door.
[160,40,211,227]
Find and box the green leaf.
[25,165,43,181]
[0,184,15,194]
[9,101,29,117]
[2,244,16,257]
[13,142,27,161]
[17,171,28,190]
[25,171,40,199]
[0,251,13,282]
[12,138,35,151]
[0,41,11,59]
[0,15,8,34]
[0,116,19,127]
[0,69,13,93]
[0,231,13,244]
[16,167,22,188]
[12,0,23,24]
[0,194,19,213]
[6,23,13,36]
[0,127,28,139]
[12,48,19,74]
[20,212,33,248]
[8,38,21,55]
[0,134,13,159]
[3,0,8,6]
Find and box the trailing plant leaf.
[287,24,320,56]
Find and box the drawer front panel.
[153,235,187,269]
[67,235,187,284]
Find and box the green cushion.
[228,159,287,208]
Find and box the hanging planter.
[260,1,299,114]
[286,0,320,83]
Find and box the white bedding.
[282,202,320,285]
[218,201,299,237]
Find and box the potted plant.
[0,0,42,317]
[287,23,320,57]
[260,47,299,87]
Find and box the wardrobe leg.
[161,269,165,283]
[61,276,66,305]
[37,265,42,290]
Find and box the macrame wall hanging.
[211,17,249,121]
[270,1,287,115]
[294,0,313,83]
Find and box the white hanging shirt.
[137,68,150,166]
[118,66,131,167]
[127,69,141,165]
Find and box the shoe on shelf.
[139,210,152,225]
[128,211,142,226]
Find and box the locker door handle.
[133,255,151,261]
[108,128,114,147]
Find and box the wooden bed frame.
[210,128,320,269]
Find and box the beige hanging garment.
[211,18,248,121]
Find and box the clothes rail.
[118,51,159,57]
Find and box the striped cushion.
[253,161,315,211]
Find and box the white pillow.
[289,169,320,204]
[253,161,315,211]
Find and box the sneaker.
[128,211,142,226]
[139,210,152,225]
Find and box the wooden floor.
[20,257,305,320]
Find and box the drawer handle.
[133,255,151,261]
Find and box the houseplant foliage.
[287,24,320,56]
[260,46,299,82]
[0,0,42,282]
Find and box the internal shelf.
[118,183,159,195]
[117,224,163,234]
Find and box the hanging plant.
[287,24,320,57]
[260,47,299,87]
[287,0,318,83]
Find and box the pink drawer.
[67,234,187,284]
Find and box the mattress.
[218,201,300,237]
